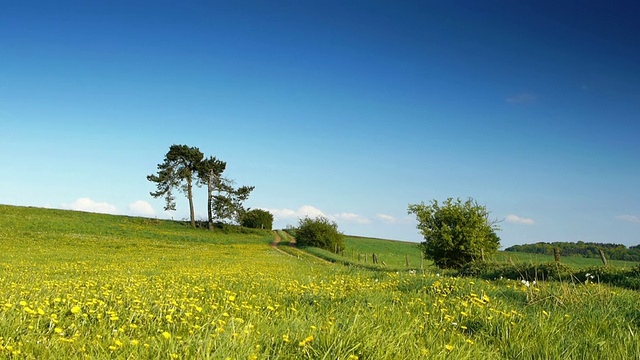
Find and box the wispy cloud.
[376,213,397,223]
[334,212,371,224]
[506,93,536,104]
[64,197,118,214]
[127,200,156,217]
[267,205,326,220]
[616,215,640,223]
[264,205,370,224]
[506,214,535,225]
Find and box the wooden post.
[598,249,608,266]
[358,253,361,262]
[420,255,424,270]
[364,253,367,263]
[405,254,409,268]
[372,253,378,264]
[554,248,561,263]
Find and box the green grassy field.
[301,235,427,270]
[1,205,639,359]
[493,250,639,269]
[302,235,638,271]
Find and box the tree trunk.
[187,176,196,228]
[207,170,214,231]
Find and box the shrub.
[575,266,640,290]
[408,198,500,269]
[462,261,572,281]
[295,216,344,252]
[240,209,274,230]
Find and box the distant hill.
[505,241,640,262]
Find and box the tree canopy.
[240,209,274,230]
[147,144,203,227]
[408,198,500,269]
[295,216,344,252]
[148,144,254,229]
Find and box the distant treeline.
[505,241,640,262]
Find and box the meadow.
[1,205,639,359]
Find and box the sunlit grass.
[1,205,638,358]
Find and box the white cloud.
[65,197,118,215]
[376,213,397,223]
[265,205,326,220]
[616,215,640,223]
[506,93,536,104]
[506,214,535,225]
[334,212,371,224]
[264,205,369,224]
[127,200,156,217]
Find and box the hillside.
[1,205,639,359]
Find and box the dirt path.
[270,231,297,258]
[270,231,331,263]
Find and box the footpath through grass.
[1,205,639,359]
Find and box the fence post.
[598,249,608,266]
[420,255,424,270]
[405,254,409,268]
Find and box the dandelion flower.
[445,344,454,351]
[162,331,171,339]
[298,335,314,347]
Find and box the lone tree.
[147,144,204,227]
[295,216,344,252]
[197,156,227,230]
[240,209,274,230]
[197,156,254,227]
[408,197,500,269]
[211,182,254,224]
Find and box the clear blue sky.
[2,1,639,247]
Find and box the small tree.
[240,209,274,230]
[408,197,500,269]
[295,216,344,251]
[196,156,227,230]
[147,144,204,227]
[196,156,255,228]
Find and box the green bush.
[463,261,572,281]
[574,266,640,290]
[239,209,274,230]
[408,198,500,269]
[295,216,344,252]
